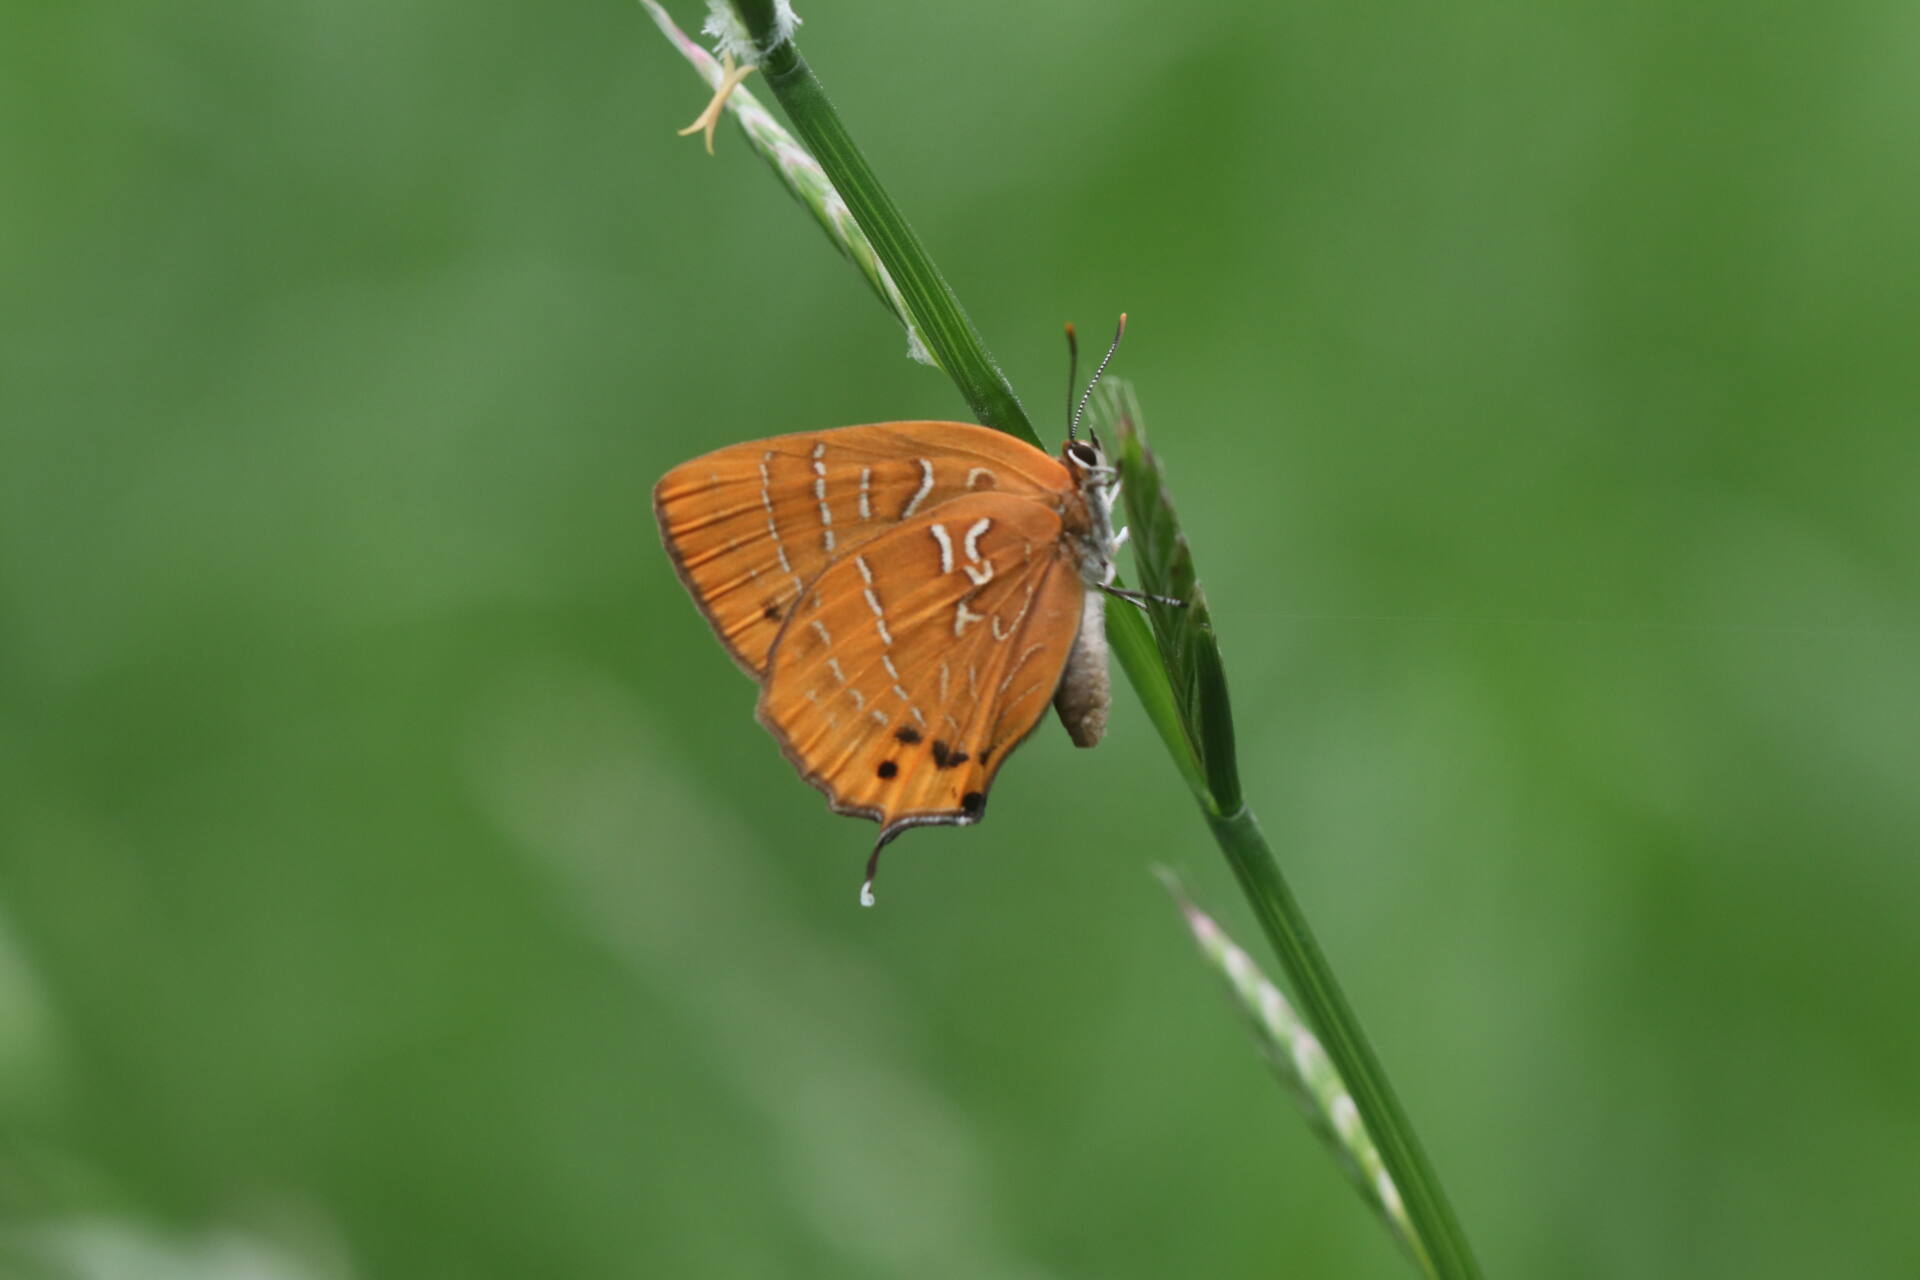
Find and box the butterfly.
[654,323,1140,905]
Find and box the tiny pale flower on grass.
[1160,868,1430,1276]
[641,0,934,366]
[675,52,755,155]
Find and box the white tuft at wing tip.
[859,879,876,908]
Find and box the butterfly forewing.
[654,422,1071,676]
[755,490,1086,834]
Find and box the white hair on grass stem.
[903,327,932,366]
[702,0,802,65]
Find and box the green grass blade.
[1098,379,1241,812]
[1105,597,1208,801]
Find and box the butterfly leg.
[1100,584,1186,610]
[1113,525,1131,551]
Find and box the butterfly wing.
[654,422,1070,677]
[755,490,1087,840]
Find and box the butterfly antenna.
[1070,313,1127,443]
[1063,322,1081,439]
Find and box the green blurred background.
[4,1,1918,1275]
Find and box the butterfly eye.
[1065,441,1098,468]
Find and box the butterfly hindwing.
[755,490,1087,835]
[653,422,1072,676]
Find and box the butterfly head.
[1059,436,1122,586]
[1062,435,1119,492]
[1058,315,1130,588]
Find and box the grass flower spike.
[1162,869,1429,1274]
[676,53,755,154]
[641,1,932,365]
[674,2,801,153]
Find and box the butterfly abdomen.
[1051,587,1110,747]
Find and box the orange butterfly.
[655,327,1136,905]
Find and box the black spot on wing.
[894,726,922,745]
[931,740,970,769]
[960,791,984,818]
[876,760,898,780]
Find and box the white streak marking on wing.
[1008,679,1050,707]
[855,555,874,584]
[810,619,832,647]
[938,661,951,701]
[881,654,901,681]
[858,467,872,519]
[848,688,866,710]
[902,459,935,517]
[954,601,986,635]
[892,684,912,703]
[827,658,847,685]
[811,447,835,550]
[864,588,894,646]
[761,453,802,586]
[990,582,1038,641]
[999,642,1046,694]
[965,466,995,489]
[963,518,991,562]
[910,706,927,728]
[929,523,954,574]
